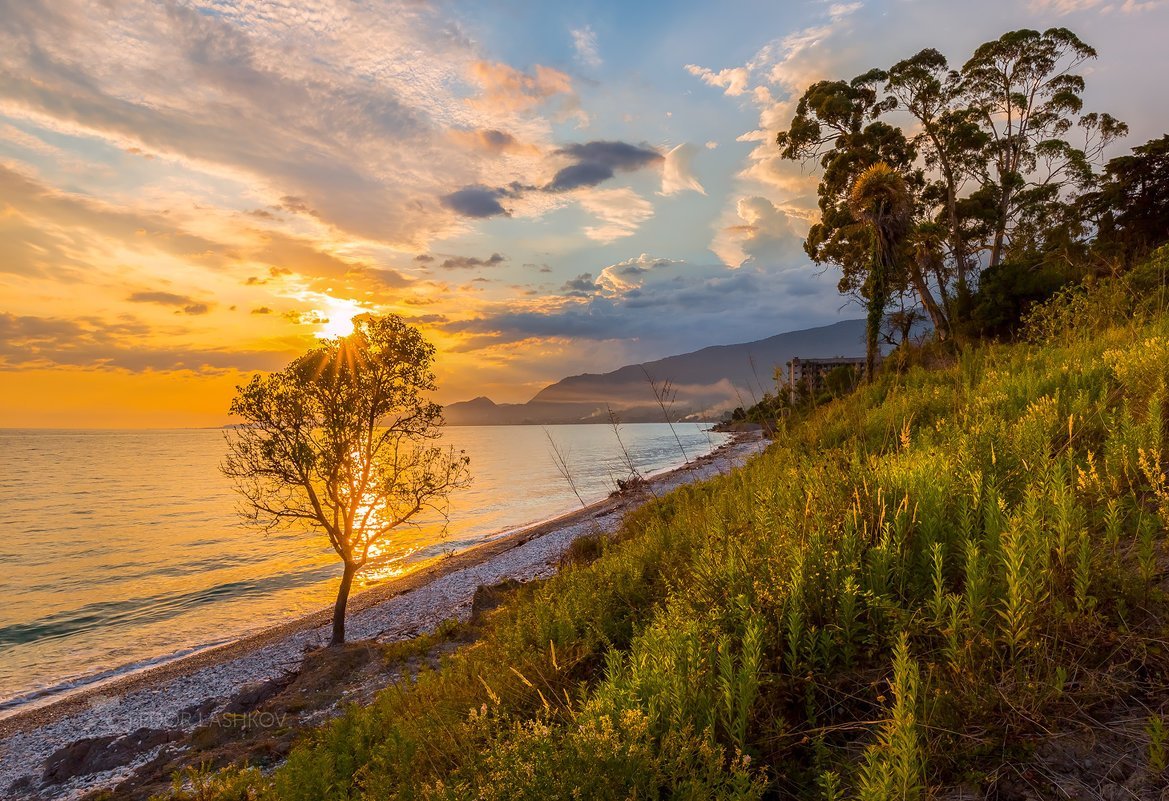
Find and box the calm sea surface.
[0,424,726,714]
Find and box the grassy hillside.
[164,254,1169,799]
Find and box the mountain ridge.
[444,319,867,425]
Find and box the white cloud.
[578,188,655,243]
[1030,0,1106,9]
[595,253,685,294]
[660,143,706,196]
[827,2,865,20]
[1117,0,1164,10]
[1029,0,1162,12]
[570,25,602,68]
[685,3,865,267]
[449,250,846,363]
[684,64,751,96]
[0,0,575,250]
[711,195,810,268]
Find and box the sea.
[0,423,727,716]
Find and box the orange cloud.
[469,61,573,109]
[467,61,587,126]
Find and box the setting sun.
[314,297,368,340]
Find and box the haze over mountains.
[445,319,866,425]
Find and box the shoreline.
[0,426,727,724]
[0,432,766,800]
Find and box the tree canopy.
[775,27,1128,342]
[223,315,470,646]
[849,162,913,378]
[1080,134,1169,266]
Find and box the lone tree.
[223,314,470,646]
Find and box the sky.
[1,0,1167,427]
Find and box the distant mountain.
[444,319,867,425]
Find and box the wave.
[0,562,341,649]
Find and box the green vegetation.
[164,249,1169,799]
[728,29,1169,432]
[772,28,1169,346]
[175,28,1169,796]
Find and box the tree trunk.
[939,158,971,319]
[948,219,971,320]
[989,226,1006,269]
[866,256,890,384]
[909,263,949,340]
[989,170,1013,269]
[865,301,881,384]
[330,561,357,647]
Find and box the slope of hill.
[155,256,1169,800]
[444,318,866,424]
